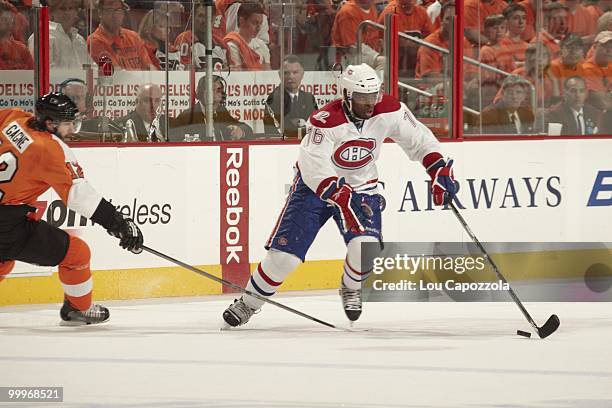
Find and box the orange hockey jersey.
[0,108,103,218]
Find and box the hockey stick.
[141,245,339,330]
[449,203,560,339]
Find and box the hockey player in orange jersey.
[0,93,144,325]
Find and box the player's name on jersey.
[2,121,33,153]
[371,279,510,292]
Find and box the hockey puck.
[516,330,531,338]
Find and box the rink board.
[1,138,611,305]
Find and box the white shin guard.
[343,236,379,290]
[243,249,301,309]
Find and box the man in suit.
[171,75,253,142]
[547,76,604,135]
[263,55,318,139]
[480,75,535,134]
[59,78,125,142]
[117,83,168,142]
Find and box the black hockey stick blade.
[537,314,560,339]
[448,203,561,339]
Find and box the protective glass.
[73,116,83,134]
[58,116,83,134]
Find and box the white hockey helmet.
[340,63,382,103]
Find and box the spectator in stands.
[331,0,386,71]
[303,0,337,71]
[475,14,509,107]
[547,76,603,134]
[287,2,319,64]
[550,35,588,91]
[426,0,443,29]
[583,0,606,21]
[532,2,570,59]
[215,0,234,19]
[582,30,612,110]
[586,11,612,58]
[464,0,508,47]
[331,0,379,50]
[224,2,270,70]
[88,0,154,70]
[263,55,318,139]
[481,75,534,134]
[416,0,450,81]
[213,0,233,40]
[60,79,90,115]
[516,0,536,41]
[587,0,612,19]
[172,75,253,142]
[60,79,92,136]
[27,0,92,70]
[59,78,124,141]
[416,2,476,83]
[138,9,183,70]
[0,2,33,69]
[375,0,387,14]
[378,0,434,38]
[565,0,598,39]
[0,0,28,43]
[378,0,434,77]
[117,83,167,142]
[480,14,513,75]
[225,0,269,45]
[174,1,229,71]
[597,10,612,33]
[507,43,559,107]
[498,3,529,68]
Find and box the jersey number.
[0,151,18,201]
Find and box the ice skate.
[60,300,110,326]
[222,298,258,327]
[340,280,362,322]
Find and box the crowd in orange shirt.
[1,0,610,134]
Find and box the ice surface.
[1,292,611,408]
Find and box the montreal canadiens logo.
[332,139,376,169]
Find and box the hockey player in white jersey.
[223,63,457,327]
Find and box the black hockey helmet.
[35,92,79,123]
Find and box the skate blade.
[60,320,88,327]
[341,327,370,332]
[59,318,110,326]
[220,319,235,331]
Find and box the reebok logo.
[224,148,245,264]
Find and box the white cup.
[548,123,562,136]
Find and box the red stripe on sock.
[257,264,281,286]
[345,257,371,276]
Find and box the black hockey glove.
[107,212,144,254]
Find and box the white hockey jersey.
[298,95,442,195]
